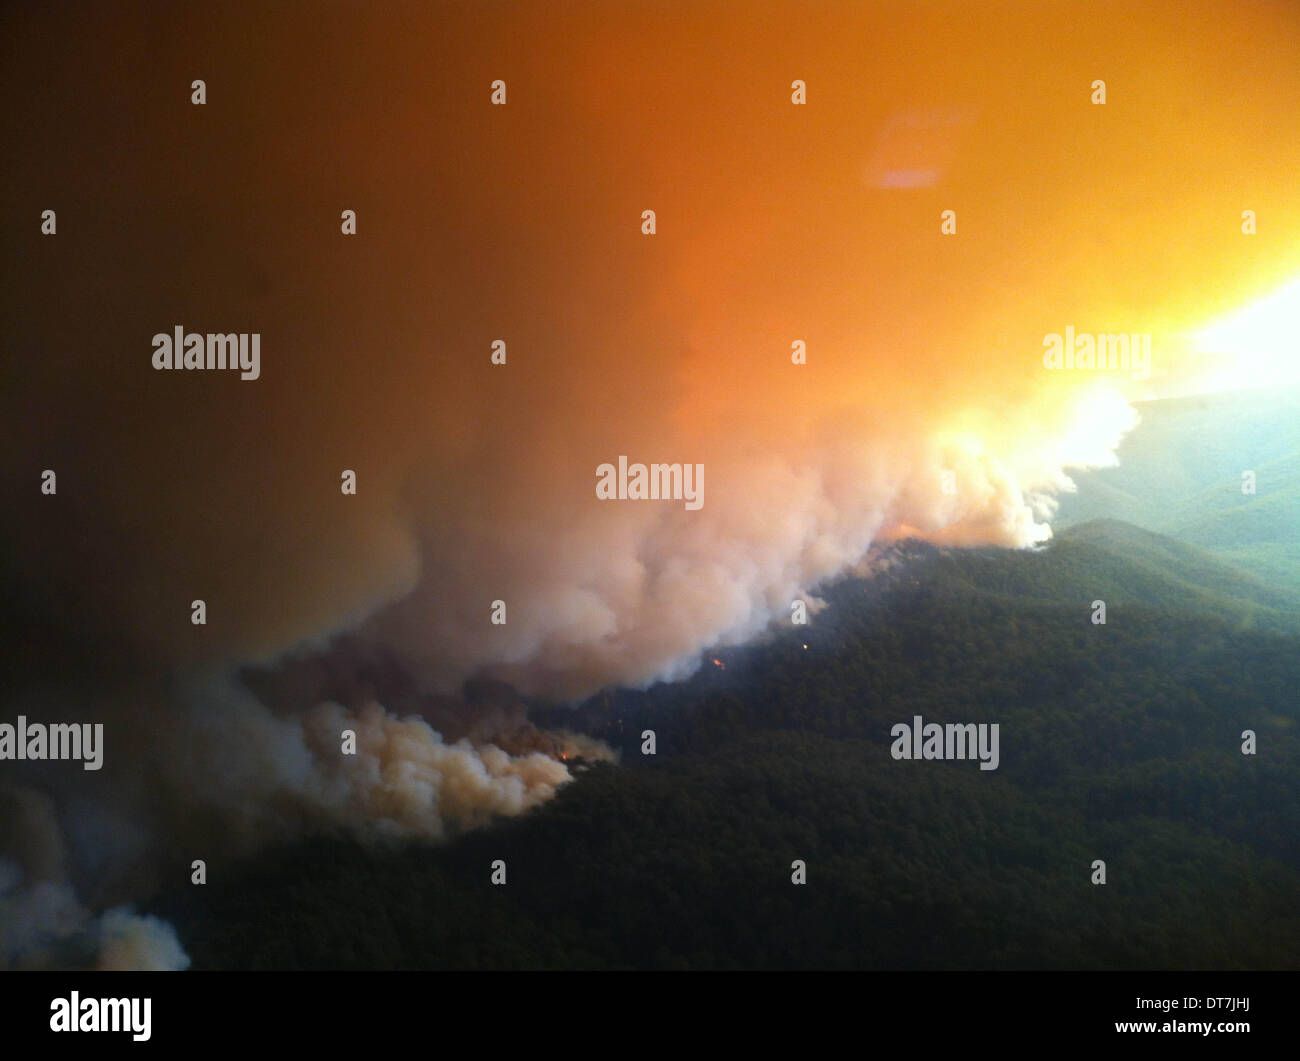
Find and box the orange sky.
[3,0,1299,690]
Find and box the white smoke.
[152,672,613,847]
[0,859,190,972]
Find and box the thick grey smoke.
[344,394,1140,699]
[155,672,613,847]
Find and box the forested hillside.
[1053,386,1300,594]
[165,526,1300,969]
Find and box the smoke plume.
[2,0,1300,966]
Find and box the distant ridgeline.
[1053,385,1300,596]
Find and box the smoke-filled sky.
[2,0,1299,967]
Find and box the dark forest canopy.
[165,522,1300,969]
